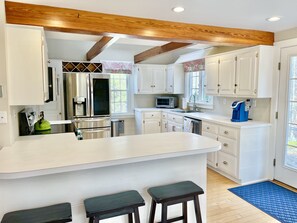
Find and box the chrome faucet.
[189,94,200,112]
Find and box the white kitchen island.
[0,132,220,223]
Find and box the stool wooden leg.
[183,201,188,223]
[193,196,202,223]
[134,207,141,223]
[148,200,157,223]
[161,204,168,223]
[128,213,133,223]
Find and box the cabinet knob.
[207,127,210,130]
[254,89,257,94]
[223,143,228,147]
[223,161,228,165]
[224,131,229,134]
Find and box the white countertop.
[135,108,271,128]
[0,132,220,179]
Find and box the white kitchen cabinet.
[205,45,273,98]
[202,120,270,184]
[167,113,183,132]
[166,64,184,94]
[205,57,219,95]
[6,24,49,105]
[135,110,161,134]
[134,64,166,94]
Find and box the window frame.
[109,73,134,116]
[185,71,213,109]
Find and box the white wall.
[0,1,17,146]
[200,97,271,122]
[275,27,297,42]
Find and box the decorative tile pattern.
[229,181,297,223]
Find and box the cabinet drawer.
[202,131,217,140]
[218,136,237,156]
[202,122,218,134]
[162,112,168,120]
[167,114,183,124]
[218,151,237,178]
[167,122,183,132]
[144,112,161,119]
[218,126,237,139]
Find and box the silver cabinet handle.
[165,123,167,128]
[159,122,161,126]
[224,131,229,134]
[223,161,228,165]
[173,126,176,132]
[223,143,228,147]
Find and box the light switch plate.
[0,111,8,124]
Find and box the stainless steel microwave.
[155,97,177,108]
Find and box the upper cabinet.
[205,46,274,98]
[166,64,184,94]
[6,24,49,105]
[134,64,184,94]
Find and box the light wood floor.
[207,169,280,223]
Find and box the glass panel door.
[275,46,297,188]
[285,57,297,169]
[90,74,110,116]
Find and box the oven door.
[80,127,111,139]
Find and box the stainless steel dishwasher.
[183,117,202,135]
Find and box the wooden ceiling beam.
[134,42,192,63]
[5,1,274,46]
[87,36,117,61]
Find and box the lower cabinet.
[135,110,161,134]
[167,113,184,132]
[202,121,270,184]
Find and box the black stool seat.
[148,181,204,203]
[1,203,72,223]
[147,181,204,223]
[84,190,145,223]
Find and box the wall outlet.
[223,98,227,105]
[0,111,8,124]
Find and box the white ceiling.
[8,0,297,32]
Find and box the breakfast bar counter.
[0,132,220,222]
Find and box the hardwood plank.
[86,36,117,61]
[5,1,274,46]
[207,169,280,223]
[134,42,192,63]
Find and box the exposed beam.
[87,36,117,61]
[134,42,192,63]
[5,2,274,46]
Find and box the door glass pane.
[93,78,110,116]
[285,56,297,170]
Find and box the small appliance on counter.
[231,101,249,122]
[19,109,36,136]
[155,96,177,108]
[34,111,51,134]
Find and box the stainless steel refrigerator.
[64,73,111,139]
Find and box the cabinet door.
[205,57,219,95]
[161,120,168,132]
[152,67,166,93]
[219,54,236,96]
[143,119,161,134]
[137,66,153,93]
[6,25,45,105]
[202,131,218,168]
[236,50,258,97]
[166,66,174,93]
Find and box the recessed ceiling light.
[266,16,281,22]
[172,6,184,13]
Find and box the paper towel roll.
[182,98,187,110]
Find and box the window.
[110,74,130,114]
[188,71,213,106]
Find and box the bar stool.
[1,203,72,223]
[84,190,145,223]
[147,181,204,223]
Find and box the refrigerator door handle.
[88,74,93,117]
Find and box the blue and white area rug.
[228,181,297,223]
